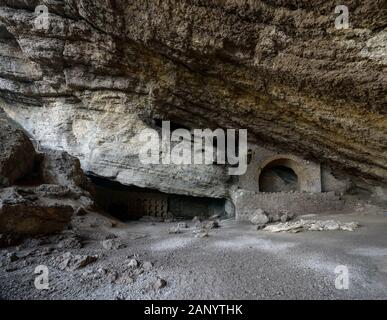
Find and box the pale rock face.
[249,209,269,226]
[0,108,95,236]
[40,149,86,189]
[359,31,387,64]
[0,108,36,187]
[0,1,386,197]
[1,97,231,197]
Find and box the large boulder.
[0,110,92,237]
[0,108,36,187]
[0,187,73,235]
[40,149,86,189]
[249,209,269,229]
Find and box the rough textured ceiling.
[0,0,386,185]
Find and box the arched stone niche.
[238,146,322,193]
[257,154,321,193]
[258,158,300,192]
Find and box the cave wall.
[0,1,386,200]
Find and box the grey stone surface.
[0,1,385,196]
[0,108,36,187]
[40,149,86,189]
[0,131,93,236]
[249,209,269,227]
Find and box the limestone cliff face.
[0,0,386,195]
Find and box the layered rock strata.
[0,1,385,197]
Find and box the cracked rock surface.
[0,106,94,236]
[0,1,385,196]
[0,108,35,187]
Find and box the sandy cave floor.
[0,212,386,300]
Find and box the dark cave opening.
[14,158,44,187]
[0,25,14,40]
[88,175,226,221]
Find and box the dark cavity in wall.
[88,175,226,221]
[14,154,44,187]
[0,25,14,39]
[259,165,298,193]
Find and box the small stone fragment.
[205,220,219,229]
[128,259,139,269]
[119,274,134,284]
[153,278,167,290]
[168,227,182,234]
[108,271,119,283]
[133,268,144,276]
[250,209,269,227]
[58,252,98,270]
[195,231,209,238]
[97,268,107,275]
[142,261,153,270]
[101,239,124,250]
[73,255,98,270]
[340,222,359,231]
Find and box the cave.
[259,164,299,193]
[0,0,386,302]
[88,175,226,221]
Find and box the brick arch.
[257,155,310,192]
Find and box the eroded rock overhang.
[0,1,386,197]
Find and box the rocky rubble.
[168,215,223,237]
[247,208,358,233]
[263,220,359,233]
[0,206,163,297]
[77,254,158,289]
[101,239,125,251]
[249,209,294,230]
[55,252,98,271]
[0,107,94,239]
